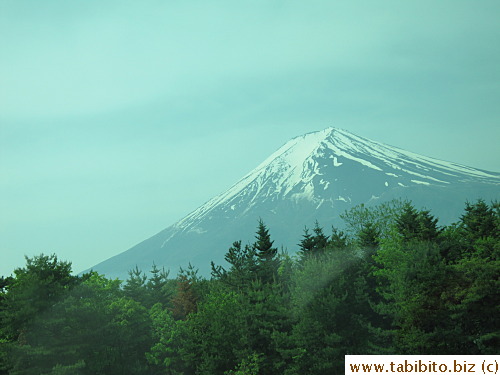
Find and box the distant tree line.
[0,199,498,374]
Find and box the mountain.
[88,127,500,279]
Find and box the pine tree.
[461,199,498,241]
[288,249,381,373]
[212,241,257,290]
[298,222,329,259]
[357,222,380,251]
[253,220,279,284]
[312,221,329,251]
[417,210,441,242]
[171,274,198,320]
[147,263,171,307]
[395,203,441,243]
[123,266,148,305]
[326,226,348,252]
[0,254,78,343]
[182,289,250,374]
[396,202,421,242]
[298,227,315,257]
[5,272,152,375]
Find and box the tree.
[147,304,192,375]
[341,200,405,240]
[459,200,499,260]
[212,241,257,290]
[0,275,12,303]
[147,263,172,308]
[375,226,459,354]
[5,272,152,374]
[182,289,250,374]
[438,223,467,264]
[44,361,86,375]
[298,222,329,259]
[225,353,262,375]
[171,275,198,321]
[417,210,441,242]
[357,222,380,252]
[395,203,422,242]
[123,266,148,305]
[0,254,78,344]
[287,249,382,373]
[461,199,498,241]
[325,226,348,252]
[311,221,329,251]
[395,203,441,243]
[0,276,12,373]
[298,228,315,258]
[441,199,500,353]
[253,220,279,284]
[244,280,292,375]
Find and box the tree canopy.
[1,199,498,374]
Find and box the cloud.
[0,1,499,128]
[3,1,497,121]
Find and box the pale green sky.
[1,0,500,276]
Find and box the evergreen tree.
[446,252,499,353]
[438,223,466,263]
[298,222,329,259]
[396,202,421,242]
[0,276,12,303]
[212,241,257,290]
[287,249,382,373]
[244,280,292,375]
[6,272,152,374]
[123,266,148,305]
[171,275,198,321]
[147,263,172,308]
[311,221,329,252]
[417,210,441,242]
[395,203,441,243]
[225,353,262,375]
[253,220,279,284]
[341,199,405,239]
[357,222,380,251]
[298,227,315,257]
[182,288,250,374]
[442,199,500,353]
[461,199,498,242]
[276,252,295,294]
[147,304,193,375]
[44,361,86,375]
[0,254,78,344]
[326,226,348,252]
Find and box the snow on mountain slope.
[172,127,499,235]
[88,127,500,279]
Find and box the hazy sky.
[1,1,499,277]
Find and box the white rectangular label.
[345,355,499,374]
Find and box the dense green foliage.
[1,199,498,374]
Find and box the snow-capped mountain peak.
[88,127,500,279]
[174,127,499,234]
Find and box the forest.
[0,199,498,374]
